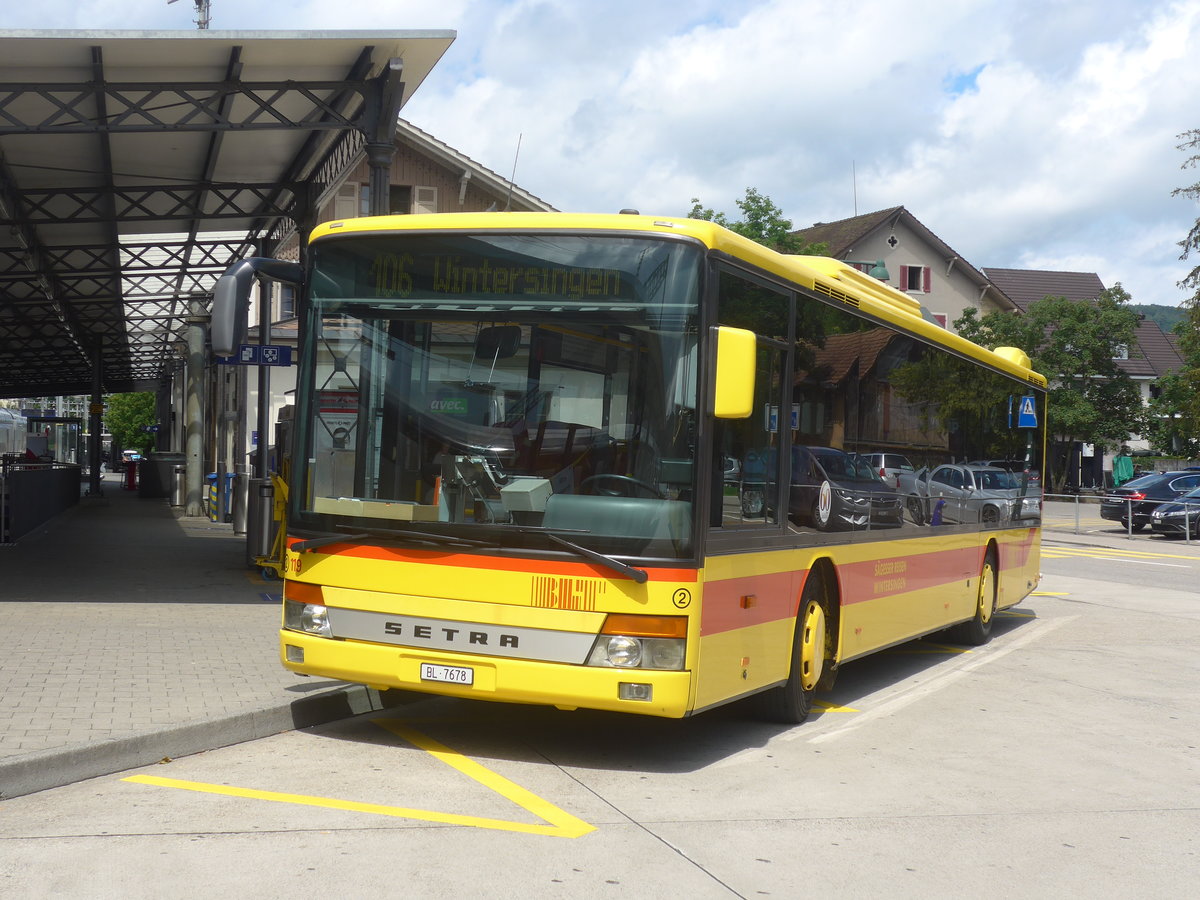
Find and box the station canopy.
[0,29,454,400]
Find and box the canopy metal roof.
[0,29,454,400]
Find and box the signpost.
[215,344,293,366]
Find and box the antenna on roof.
[504,133,523,212]
[167,0,212,30]
[852,160,858,217]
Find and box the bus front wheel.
[755,569,829,724]
[951,547,998,645]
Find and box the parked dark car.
[773,446,902,531]
[1149,485,1200,538]
[1100,471,1200,531]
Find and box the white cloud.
[4,0,1200,304]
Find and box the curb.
[0,684,412,801]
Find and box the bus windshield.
[294,232,703,559]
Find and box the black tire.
[950,547,998,645]
[982,504,1000,526]
[812,481,834,531]
[907,495,925,525]
[754,569,830,723]
[1119,519,1146,533]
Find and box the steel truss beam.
[0,80,369,134]
[13,182,299,224]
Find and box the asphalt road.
[3,532,1197,899]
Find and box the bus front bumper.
[280,630,694,718]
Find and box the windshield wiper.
[546,533,648,584]
[291,531,371,553]
[292,526,497,554]
[337,524,498,549]
[293,525,645,583]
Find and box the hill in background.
[1131,303,1186,334]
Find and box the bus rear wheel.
[950,547,997,645]
[755,570,828,724]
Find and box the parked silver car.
[907,463,1037,526]
[854,452,916,491]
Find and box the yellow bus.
[214,212,1045,723]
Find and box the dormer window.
[900,265,931,293]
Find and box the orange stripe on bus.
[285,537,698,582]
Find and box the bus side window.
[710,268,788,530]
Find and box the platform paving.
[0,472,402,800]
[1,480,1197,801]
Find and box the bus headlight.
[585,615,687,671]
[646,638,686,669]
[601,635,642,667]
[284,599,333,638]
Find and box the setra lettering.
[381,620,519,649]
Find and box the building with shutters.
[793,207,1019,331]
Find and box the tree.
[954,287,1144,492]
[104,392,157,455]
[688,188,827,255]
[1166,129,1200,449]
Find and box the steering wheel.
[580,474,664,499]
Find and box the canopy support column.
[87,347,103,497]
[184,297,209,517]
[363,58,405,216]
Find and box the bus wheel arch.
[754,558,840,723]
[951,541,999,645]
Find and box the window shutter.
[333,183,358,220]
[933,313,948,329]
[899,265,909,291]
[922,266,932,293]
[413,186,438,214]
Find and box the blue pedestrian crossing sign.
[1017,395,1038,428]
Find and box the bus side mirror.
[212,258,303,357]
[713,326,756,419]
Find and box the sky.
[4,0,1200,307]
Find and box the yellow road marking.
[1042,545,1199,562]
[814,700,858,713]
[375,721,593,837]
[124,723,595,839]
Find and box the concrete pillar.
[87,346,103,496]
[255,277,272,478]
[184,297,209,517]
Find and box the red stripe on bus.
[699,541,997,636]
[835,546,976,604]
[700,570,803,635]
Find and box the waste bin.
[246,477,275,567]
[170,465,186,508]
[141,452,185,499]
